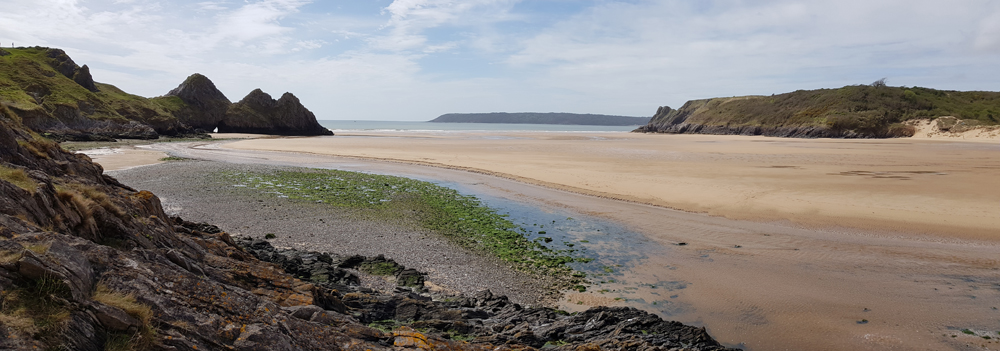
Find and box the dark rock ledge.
[235,235,736,351]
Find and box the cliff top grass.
[660,84,1000,131]
[0,47,183,125]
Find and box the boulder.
[91,302,140,331]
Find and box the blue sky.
[2,0,999,120]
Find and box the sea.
[318,120,640,133]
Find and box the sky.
[1,0,999,121]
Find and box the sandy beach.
[88,133,1000,351]
[227,132,1000,240]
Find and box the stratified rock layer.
[222,89,333,136]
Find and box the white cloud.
[974,11,1000,52]
[2,0,999,120]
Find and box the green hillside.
[0,47,190,139]
[637,84,1000,138]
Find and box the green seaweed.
[219,169,587,287]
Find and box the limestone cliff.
[635,85,1000,138]
[222,89,333,136]
[161,73,232,132]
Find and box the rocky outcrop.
[164,73,232,131]
[0,105,733,350]
[73,65,99,93]
[222,89,333,135]
[239,239,736,351]
[1,47,330,139]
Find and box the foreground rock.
[0,106,730,350]
[239,238,736,350]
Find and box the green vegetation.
[159,156,187,161]
[646,84,1000,136]
[0,164,37,194]
[264,233,276,239]
[0,274,74,346]
[361,261,400,276]
[0,47,189,137]
[93,284,156,351]
[220,169,588,285]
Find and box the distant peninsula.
[430,112,650,126]
[634,83,1000,138]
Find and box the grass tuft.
[0,165,37,194]
[93,284,156,351]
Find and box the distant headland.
[0,46,332,141]
[430,112,651,126]
[634,82,1000,138]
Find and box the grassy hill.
[0,47,191,139]
[636,84,1000,138]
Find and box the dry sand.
[226,132,1000,240]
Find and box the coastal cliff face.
[1,47,332,139]
[0,47,182,140]
[635,85,1000,138]
[162,73,232,132]
[222,89,333,136]
[0,102,733,350]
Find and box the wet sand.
[79,146,168,171]
[98,135,1000,350]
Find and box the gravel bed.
[111,160,557,306]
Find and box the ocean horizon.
[318,120,641,132]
